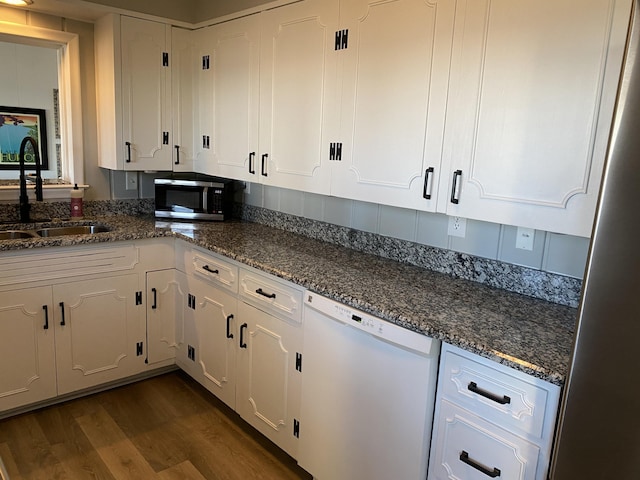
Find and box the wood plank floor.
[0,371,312,479]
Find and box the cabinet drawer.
[184,247,239,293]
[429,400,540,480]
[239,268,303,324]
[440,346,559,440]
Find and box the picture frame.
[0,106,49,170]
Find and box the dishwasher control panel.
[304,291,436,355]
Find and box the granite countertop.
[0,215,578,386]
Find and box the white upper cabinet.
[200,1,337,194]
[331,0,456,211]
[257,0,338,194]
[171,27,197,172]
[197,17,261,180]
[437,0,632,236]
[95,15,179,171]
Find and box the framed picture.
[0,106,49,170]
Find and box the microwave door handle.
[202,187,208,213]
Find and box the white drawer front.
[0,243,139,286]
[239,268,303,324]
[190,251,238,293]
[440,349,554,440]
[430,400,540,480]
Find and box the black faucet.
[18,136,44,223]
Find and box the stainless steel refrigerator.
[550,1,640,478]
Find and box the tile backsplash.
[243,183,589,280]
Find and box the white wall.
[0,41,58,180]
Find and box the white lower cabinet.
[0,274,147,411]
[53,274,147,395]
[0,287,57,412]
[179,274,238,409]
[176,245,304,458]
[235,299,303,458]
[429,343,561,480]
[146,269,188,365]
[432,400,540,480]
[0,240,177,415]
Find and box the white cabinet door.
[171,26,196,172]
[146,269,187,365]
[258,0,339,194]
[201,17,261,180]
[54,274,147,395]
[190,278,238,409]
[95,14,173,171]
[438,0,631,236]
[236,300,303,458]
[120,16,173,171]
[0,287,56,412]
[332,0,456,211]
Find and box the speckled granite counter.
[0,214,577,386]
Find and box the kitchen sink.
[35,225,111,237]
[0,224,111,240]
[0,230,36,240]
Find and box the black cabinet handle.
[151,288,157,310]
[43,305,49,330]
[59,302,65,326]
[240,323,248,348]
[174,145,180,165]
[226,314,234,339]
[423,167,434,199]
[261,153,268,177]
[459,451,501,478]
[203,265,219,275]
[256,288,276,299]
[249,152,256,174]
[468,381,511,405]
[125,141,132,163]
[450,169,462,204]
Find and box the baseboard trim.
[0,365,179,421]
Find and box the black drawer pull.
[460,451,501,478]
[249,152,256,174]
[125,141,132,163]
[151,288,157,309]
[468,381,511,405]
[423,167,434,199]
[450,169,462,204]
[240,323,248,348]
[256,288,276,299]
[43,305,49,330]
[226,314,234,339]
[59,302,66,326]
[203,265,219,275]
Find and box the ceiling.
[10,0,275,24]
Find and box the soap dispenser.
[70,183,83,218]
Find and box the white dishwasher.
[298,291,441,480]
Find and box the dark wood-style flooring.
[0,371,312,479]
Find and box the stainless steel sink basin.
[0,230,36,240]
[35,225,111,237]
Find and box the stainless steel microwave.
[154,174,234,221]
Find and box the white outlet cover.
[447,216,467,238]
[516,227,535,251]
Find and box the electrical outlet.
[125,171,138,191]
[516,227,535,251]
[448,216,467,238]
